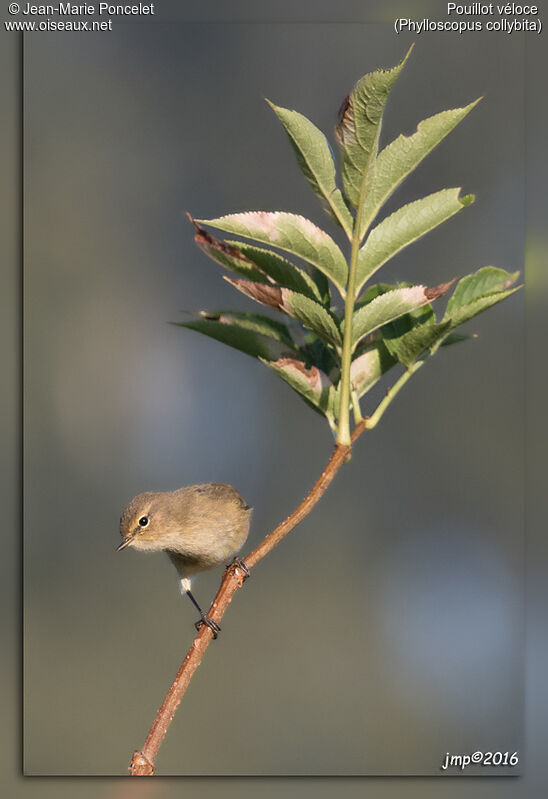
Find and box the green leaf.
[231,241,323,301]
[349,341,396,399]
[369,285,454,366]
[356,188,474,295]
[198,212,348,296]
[335,47,412,208]
[380,268,521,364]
[445,265,520,315]
[354,281,401,307]
[189,215,323,302]
[189,215,270,283]
[350,282,453,349]
[203,310,296,347]
[175,312,296,361]
[359,100,480,238]
[223,278,341,348]
[309,267,331,307]
[284,291,342,348]
[441,266,521,336]
[260,356,336,423]
[268,101,354,238]
[385,320,452,367]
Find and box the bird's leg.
[180,578,221,639]
[225,556,250,581]
[188,590,221,638]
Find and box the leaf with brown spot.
[187,213,269,284]
[228,241,323,301]
[197,211,348,296]
[335,47,412,208]
[224,277,284,310]
[424,278,456,301]
[350,284,442,349]
[261,356,336,422]
[225,279,342,348]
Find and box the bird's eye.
[139,516,149,527]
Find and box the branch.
[129,439,356,775]
[128,364,419,775]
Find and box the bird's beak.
[117,535,135,552]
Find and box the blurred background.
[4,0,543,792]
[22,12,523,778]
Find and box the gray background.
[19,10,526,780]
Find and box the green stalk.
[336,127,381,446]
[365,361,423,430]
[337,228,363,446]
[351,390,363,423]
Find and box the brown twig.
[129,423,368,775]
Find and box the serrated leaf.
[385,320,452,367]
[189,215,324,302]
[198,310,296,347]
[284,292,341,348]
[224,279,341,348]
[268,101,354,237]
[175,313,296,361]
[188,215,270,283]
[439,266,521,340]
[445,266,520,315]
[198,212,348,296]
[380,268,520,363]
[231,241,323,301]
[350,282,453,349]
[359,100,480,238]
[356,188,474,295]
[260,356,336,422]
[445,291,522,331]
[335,47,412,208]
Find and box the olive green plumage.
[119,482,251,580]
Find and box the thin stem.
[352,361,424,440]
[336,225,362,447]
[351,390,363,423]
[336,128,381,447]
[245,442,350,568]
[366,362,423,429]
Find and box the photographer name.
[21,3,155,15]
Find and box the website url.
[4,18,112,31]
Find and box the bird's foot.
[194,614,221,639]
[226,556,250,582]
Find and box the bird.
[118,482,252,637]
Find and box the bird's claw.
[195,615,221,639]
[226,556,250,581]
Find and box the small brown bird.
[118,483,252,636]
